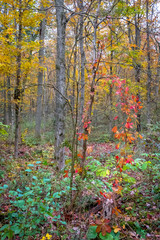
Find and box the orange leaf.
[82,134,88,140]
[87,146,93,154]
[96,225,101,233]
[77,153,83,159]
[112,126,117,133]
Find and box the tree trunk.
[109,27,113,132]
[78,0,85,126]
[3,78,8,125]
[55,0,66,170]
[7,76,12,125]
[155,42,160,98]
[14,0,22,158]
[35,14,46,139]
[135,11,141,132]
[146,0,152,126]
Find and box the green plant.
[0,163,68,239]
[87,225,120,240]
[0,122,9,140]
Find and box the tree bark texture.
[78,0,85,126]
[7,76,12,125]
[35,15,46,139]
[55,0,66,170]
[135,12,141,131]
[14,0,22,158]
[155,43,160,98]
[146,0,152,126]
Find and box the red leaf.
[64,170,68,178]
[125,122,133,129]
[115,143,119,149]
[104,225,112,234]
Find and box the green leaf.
[0,224,9,231]
[32,176,37,180]
[1,233,9,240]
[28,164,34,167]
[36,161,41,164]
[141,162,148,170]
[11,225,21,234]
[9,191,18,196]
[53,192,60,198]
[122,173,136,183]
[87,226,97,239]
[43,178,50,183]
[96,168,110,177]
[99,232,113,240]
[25,169,32,172]
[60,220,67,225]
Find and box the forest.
[0,0,160,239]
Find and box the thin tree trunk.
[155,43,160,98]
[78,0,85,125]
[109,27,113,132]
[135,12,141,131]
[146,0,152,126]
[72,44,77,111]
[72,25,78,112]
[3,78,8,125]
[81,0,101,176]
[14,0,22,158]
[35,13,46,139]
[7,76,12,125]
[55,0,66,170]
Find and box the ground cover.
[0,140,159,240]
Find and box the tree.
[54,0,67,170]
[146,0,152,126]
[14,0,23,158]
[35,5,46,139]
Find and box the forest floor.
[0,141,160,240]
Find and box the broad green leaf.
[87,226,97,239]
[99,232,113,240]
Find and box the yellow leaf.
[113,226,121,233]
[126,206,132,210]
[106,169,110,175]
